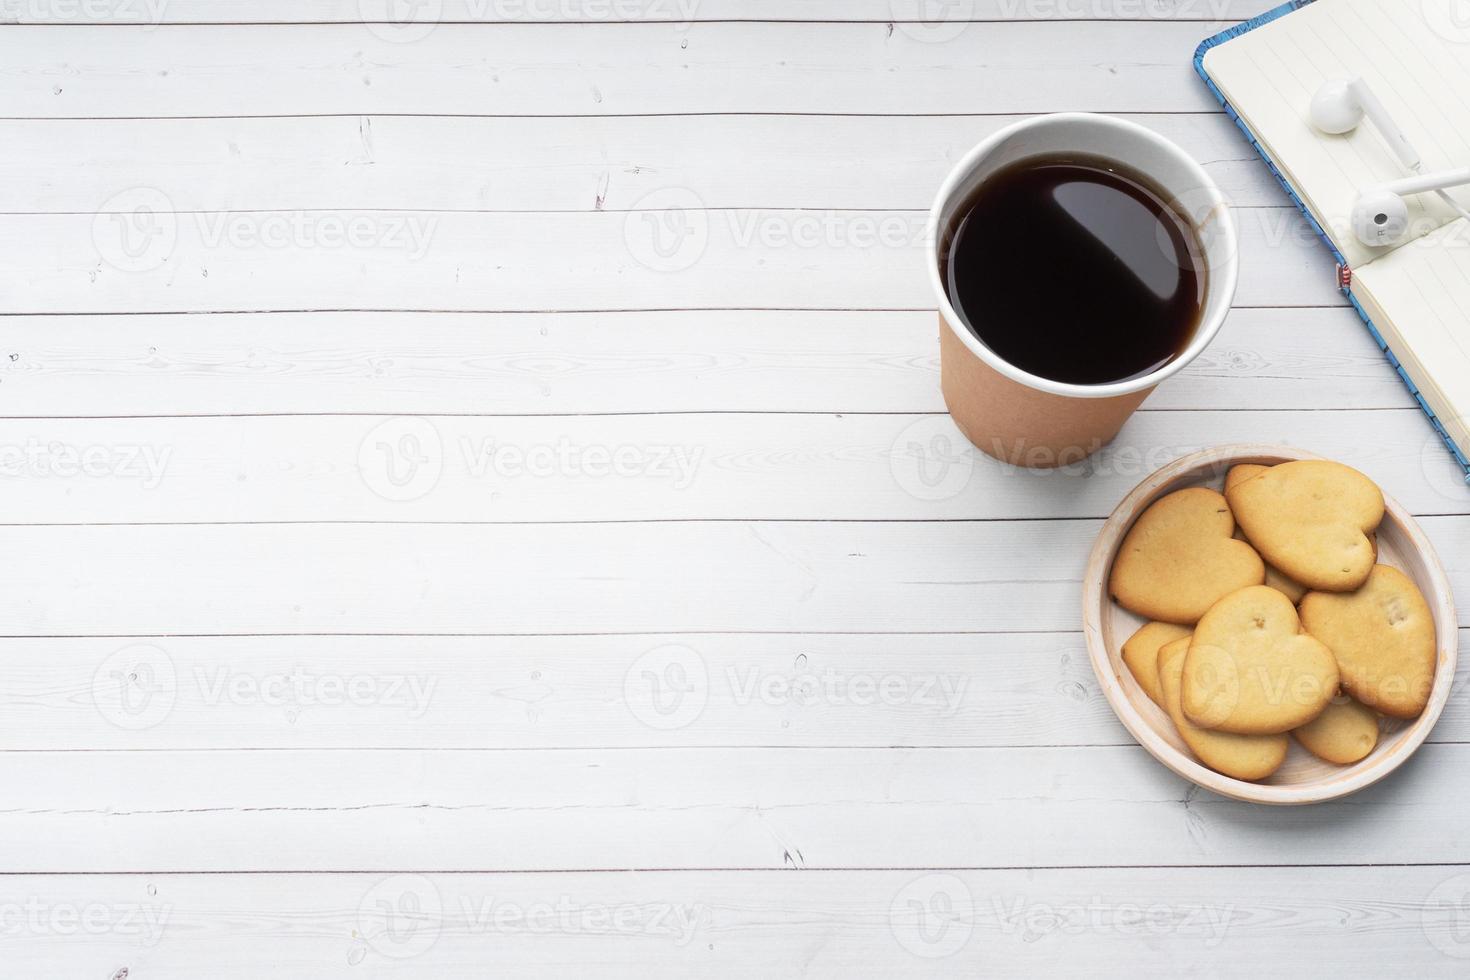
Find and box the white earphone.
[1309,76,1470,247]
[1350,168,1470,248]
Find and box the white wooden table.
[4,1,1470,975]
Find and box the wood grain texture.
[3,743,1470,871]
[0,409,1463,523]
[0,866,1465,977]
[0,113,1282,212]
[12,204,1341,314]
[3,516,1467,636]
[9,628,1470,750]
[0,22,1236,118]
[0,632,1114,749]
[0,308,1414,416]
[0,0,1278,24]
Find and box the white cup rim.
[927,112,1239,400]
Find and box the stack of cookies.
[1108,459,1437,782]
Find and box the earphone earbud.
[1349,188,1410,248]
[1349,168,1470,246]
[1308,79,1365,133]
[1309,76,1421,170]
[1309,76,1470,246]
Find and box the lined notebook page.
[1353,219,1470,451]
[1203,0,1470,271]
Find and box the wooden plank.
[0,308,1413,417]
[12,629,1470,750]
[14,205,1342,314]
[0,632,1118,750]
[0,113,1282,212]
[0,408,1463,523]
[0,866,1465,977]
[2,743,1469,871]
[0,22,1229,118]
[0,519,1102,636]
[0,0,1277,24]
[3,516,1467,636]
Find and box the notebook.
[1196,0,1470,480]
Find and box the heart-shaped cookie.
[1121,621,1191,706]
[1158,636,1287,781]
[1226,464,1307,601]
[1292,695,1379,765]
[1182,585,1339,734]
[1300,564,1436,718]
[1109,487,1265,624]
[1225,460,1384,592]
[1224,463,1268,493]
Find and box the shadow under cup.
[928,113,1239,468]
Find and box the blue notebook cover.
[1194,0,1470,481]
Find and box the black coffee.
[940,154,1205,386]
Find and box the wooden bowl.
[1082,444,1457,805]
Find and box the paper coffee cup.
[928,113,1239,468]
